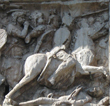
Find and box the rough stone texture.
[0,29,7,50]
[0,0,109,106]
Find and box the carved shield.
[54,27,71,47]
[0,29,7,49]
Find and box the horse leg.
[81,65,107,77]
[6,54,47,99]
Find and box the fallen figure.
[18,86,92,106]
[3,28,108,106]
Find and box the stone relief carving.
[0,0,109,106]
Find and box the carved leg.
[19,97,59,106]
[5,73,38,99]
[6,54,47,99]
[19,96,91,106]
[68,86,82,100]
[52,94,92,106]
[48,58,76,85]
[98,96,110,105]
[3,73,38,106]
[81,65,107,76]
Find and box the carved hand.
[46,52,53,59]
[24,21,29,27]
[60,45,66,50]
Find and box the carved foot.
[3,97,13,106]
[100,66,109,78]
[3,97,18,106]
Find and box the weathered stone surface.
[0,74,5,86]
[0,29,7,50]
[0,84,5,105]
[1,58,23,88]
[0,0,109,106]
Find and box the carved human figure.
[29,10,44,28]
[4,26,108,106]
[4,86,93,106]
[18,86,92,106]
[25,10,61,53]
[4,27,71,100]
[47,28,107,86]
[7,11,29,39]
[3,11,108,106]
[85,96,109,106]
[25,10,46,44]
[48,9,61,29]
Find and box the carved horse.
[5,28,107,101]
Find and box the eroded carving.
[0,1,109,106]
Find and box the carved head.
[49,9,57,15]
[62,12,73,28]
[86,86,103,97]
[12,11,26,25]
[29,11,44,28]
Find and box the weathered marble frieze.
[0,0,109,106]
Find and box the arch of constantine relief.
[0,0,109,106]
